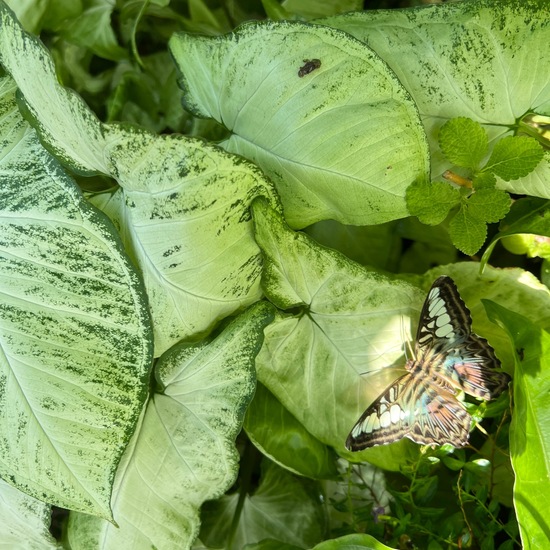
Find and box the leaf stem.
[131,0,151,69]
[444,170,472,188]
[227,439,259,548]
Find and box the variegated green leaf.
[0,477,59,549]
[322,1,550,198]
[67,302,273,549]
[251,197,424,468]
[0,3,279,355]
[92,127,278,355]
[170,20,429,228]
[0,78,152,518]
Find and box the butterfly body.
[346,276,510,451]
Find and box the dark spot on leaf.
[298,59,321,78]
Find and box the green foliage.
[406,181,461,226]
[481,197,550,268]
[406,116,546,255]
[200,458,327,548]
[328,438,519,549]
[485,301,550,549]
[439,117,489,170]
[485,136,545,181]
[0,0,549,549]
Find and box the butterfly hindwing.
[346,372,470,450]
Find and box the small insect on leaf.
[346,276,511,451]
[298,59,321,77]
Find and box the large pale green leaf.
[322,0,550,197]
[0,3,279,355]
[484,301,550,549]
[170,20,429,228]
[251,197,424,468]
[67,302,273,549]
[200,459,326,549]
[0,2,107,174]
[93,127,279,355]
[0,478,59,549]
[0,78,152,518]
[251,198,550,468]
[323,459,392,539]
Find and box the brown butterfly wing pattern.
[346,373,471,450]
[346,276,510,451]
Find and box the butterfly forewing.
[415,276,472,351]
[415,276,510,400]
[346,275,510,450]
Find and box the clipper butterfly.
[346,276,510,450]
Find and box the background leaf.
[58,0,127,61]
[281,0,362,19]
[481,197,550,269]
[200,459,327,549]
[244,381,339,479]
[484,301,550,550]
[312,533,397,549]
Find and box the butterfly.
[346,276,510,451]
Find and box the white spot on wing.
[380,411,391,428]
[436,324,453,338]
[390,404,402,423]
[436,313,451,327]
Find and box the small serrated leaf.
[485,136,544,181]
[439,117,488,169]
[468,189,511,223]
[472,171,496,189]
[449,207,487,255]
[406,180,461,225]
